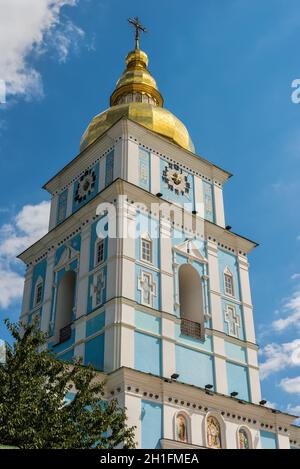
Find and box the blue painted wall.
[225,341,247,363]
[260,431,278,449]
[135,310,161,335]
[226,361,251,402]
[86,312,105,337]
[138,148,151,191]
[203,180,215,222]
[56,189,68,225]
[58,349,74,362]
[175,325,213,352]
[176,345,215,389]
[84,334,105,371]
[135,332,162,376]
[141,400,163,449]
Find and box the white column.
[160,218,174,314]
[225,420,239,449]
[213,335,228,394]
[248,367,262,403]
[127,139,139,186]
[150,153,160,195]
[213,183,225,228]
[191,413,205,447]
[99,156,106,192]
[277,432,291,449]
[120,198,136,301]
[207,240,223,331]
[120,304,135,368]
[104,302,120,372]
[75,224,91,319]
[40,252,55,333]
[163,404,175,441]
[113,138,123,181]
[48,195,58,230]
[124,393,142,448]
[238,255,256,344]
[161,317,176,378]
[66,183,74,217]
[20,265,33,320]
[194,175,204,219]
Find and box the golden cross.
[128,17,147,49]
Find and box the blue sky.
[0,0,300,419]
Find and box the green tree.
[0,320,136,449]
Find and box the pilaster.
[76,224,91,319]
[40,252,55,333]
[207,240,223,331]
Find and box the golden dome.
[80,47,194,153]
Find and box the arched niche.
[56,270,76,342]
[178,263,204,338]
[203,412,226,449]
[237,426,252,449]
[173,411,191,444]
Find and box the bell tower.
[18,20,299,450]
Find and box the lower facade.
[98,367,299,450]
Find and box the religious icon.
[239,429,250,449]
[207,416,221,449]
[177,414,187,443]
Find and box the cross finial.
[128,16,147,50]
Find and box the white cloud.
[0,0,83,99]
[291,273,300,281]
[260,339,300,380]
[280,377,300,395]
[265,401,277,409]
[272,291,300,332]
[0,201,50,309]
[286,404,300,416]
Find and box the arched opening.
[175,412,190,444]
[179,264,204,339]
[56,270,76,343]
[238,427,251,449]
[206,415,222,449]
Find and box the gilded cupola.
[80,18,194,153]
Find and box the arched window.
[179,264,204,339]
[141,233,152,263]
[175,413,189,443]
[238,428,251,449]
[224,267,234,297]
[56,270,76,343]
[34,279,43,306]
[206,416,222,449]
